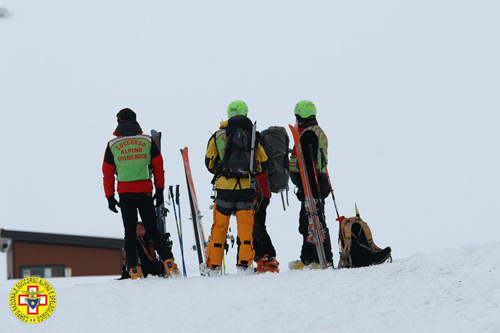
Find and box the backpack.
[222,116,255,178]
[338,215,392,268]
[119,223,172,279]
[260,126,290,193]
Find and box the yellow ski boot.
[163,258,180,278]
[129,266,144,280]
[288,260,322,270]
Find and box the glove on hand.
[153,188,164,207]
[295,188,305,202]
[107,195,120,213]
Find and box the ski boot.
[288,260,334,270]
[200,263,221,277]
[255,255,280,274]
[289,260,314,270]
[129,266,144,280]
[163,258,180,278]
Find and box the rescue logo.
[9,277,56,324]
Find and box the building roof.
[0,229,123,250]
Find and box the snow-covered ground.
[1,242,499,333]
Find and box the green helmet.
[227,100,248,119]
[294,100,317,119]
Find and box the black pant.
[253,197,276,261]
[119,193,173,268]
[215,189,255,215]
[298,198,333,264]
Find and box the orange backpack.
[337,214,392,268]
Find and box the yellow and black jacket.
[205,120,268,190]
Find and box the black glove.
[295,188,305,202]
[153,188,164,207]
[107,195,120,213]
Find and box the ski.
[151,130,167,236]
[288,124,328,269]
[180,147,207,271]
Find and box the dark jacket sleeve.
[301,131,318,182]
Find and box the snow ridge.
[1,242,499,332]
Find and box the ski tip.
[355,203,360,219]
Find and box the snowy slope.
[1,242,499,333]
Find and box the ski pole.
[175,185,187,277]
[169,186,187,277]
[320,148,340,219]
[176,185,182,234]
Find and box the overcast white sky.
[0,0,499,279]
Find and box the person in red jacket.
[102,108,179,279]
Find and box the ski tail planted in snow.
[288,124,328,269]
[180,147,207,269]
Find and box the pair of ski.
[288,124,330,270]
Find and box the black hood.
[113,120,143,136]
[297,116,318,129]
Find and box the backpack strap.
[137,236,162,264]
[338,217,354,268]
[360,221,383,252]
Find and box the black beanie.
[116,108,137,122]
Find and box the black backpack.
[222,116,255,178]
[260,126,290,193]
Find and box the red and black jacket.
[102,120,164,198]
